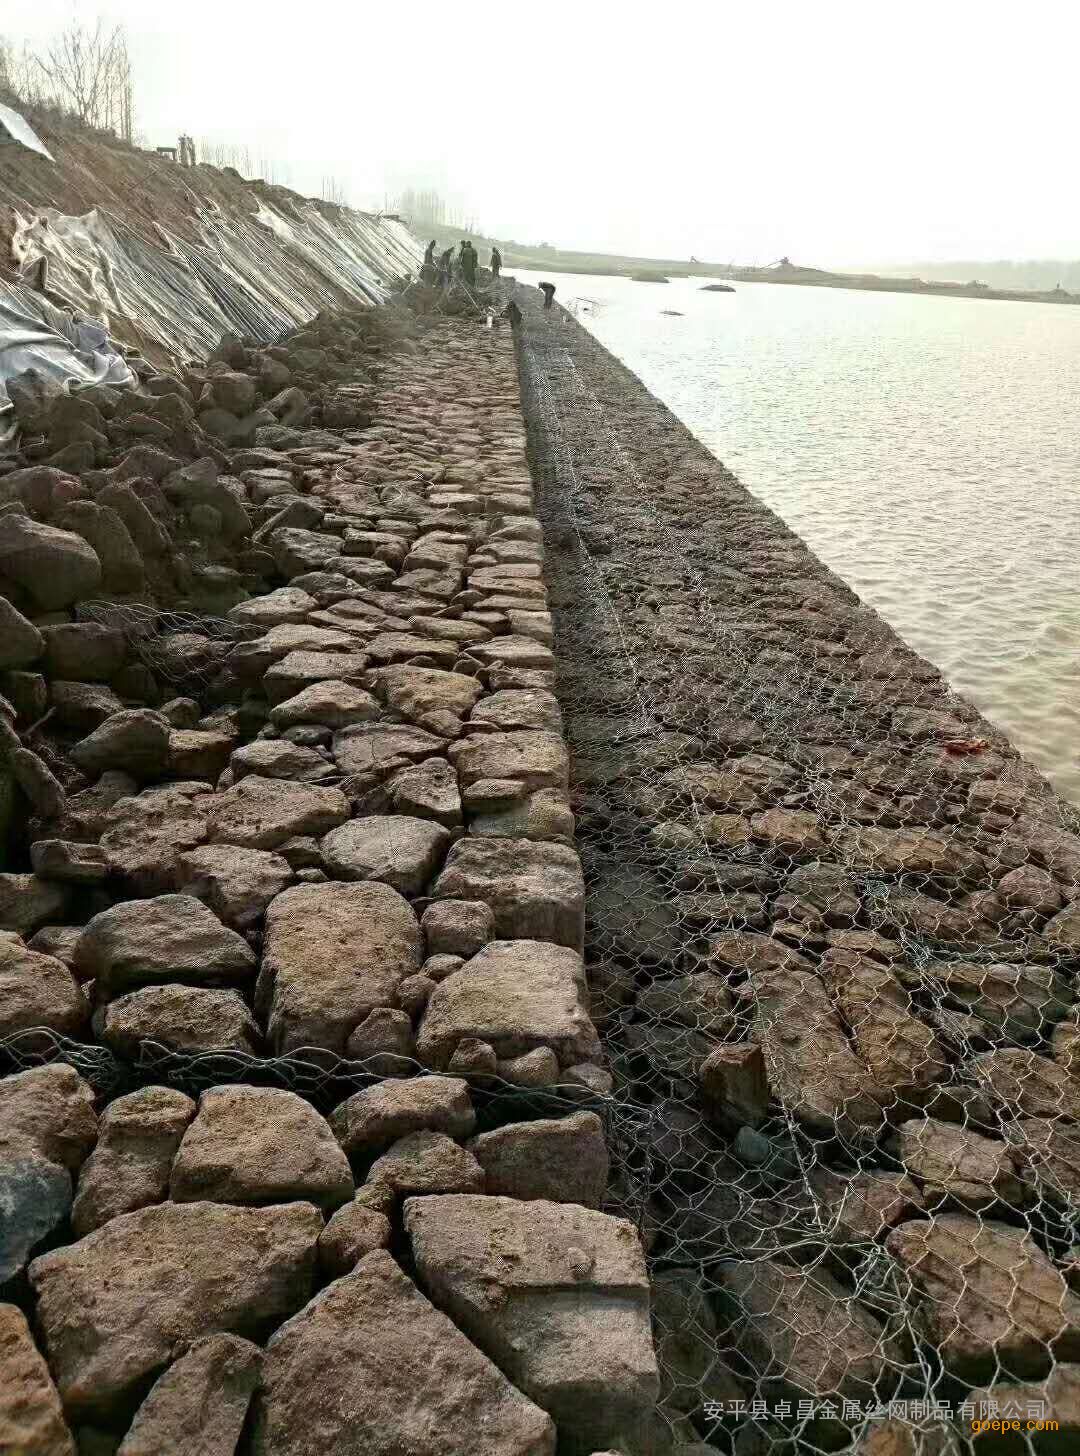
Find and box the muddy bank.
[512,281,1080,1453]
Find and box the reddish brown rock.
[116,1333,261,1456]
[29,1201,321,1417]
[886,1214,1080,1379]
[72,1086,195,1236]
[248,1251,556,1455]
[0,1303,74,1455]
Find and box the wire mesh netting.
[79,600,256,687]
[516,302,1080,1455]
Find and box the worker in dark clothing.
[437,247,453,288]
[423,239,436,266]
[490,246,502,279]
[502,299,522,327]
[539,281,556,309]
[462,243,478,288]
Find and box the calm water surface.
[513,267,1080,804]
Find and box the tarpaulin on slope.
[0,277,135,446]
[9,195,423,366]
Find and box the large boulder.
[29,1200,322,1417]
[405,1195,658,1455]
[99,782,213,895]
[56,500,144,593]
[0,932,88,1040]
[117,1333,261,1456]
[886,1214,1080,1379]
[71,1086,195,1235]
[0,1303,74,1455]
[102,984,261,1060]
[0,594,43,669]
[0,515,101,609]
[73,894,256,996]
[257,882,422,1056]
[466,1111,608,1207]
[713,1258,904,1400]
[432,838,585,948]
[0,874,71,936]
[248,1251,556,1455]
[894,1116,1025,1209]
[71,710,170,782]
[416,940,600,1071]
[208,775,349,850]
[170,1086,353,1210]
[320,815,451,897]
[0,1064,97,1285]
[177,844,293,931]
[330,1075,475,1159]
[377,665,485,721]
[453,732,569,793]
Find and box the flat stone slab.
[432,838,584,948]
[405,1194,657,1454]
[320,816,451,896]
[170,1086,353,1211]
[248,1251,556,1455]
[416,940,600,1071]
[29,1201,321,1418]
[208,776,349,850]
[258,882,422,1056]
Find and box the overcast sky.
[4,0,1077,266]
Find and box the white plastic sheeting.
[0,278,136,447]
[8,195,422,365]
[0,104,53,161]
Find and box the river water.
[511,267,1080,804]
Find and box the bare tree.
[24,19,135,139]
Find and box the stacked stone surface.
[0,308,656,1454]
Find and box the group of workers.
[420,238,502,290]
[418,237,556,313]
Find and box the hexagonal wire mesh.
[517,320,1080,1456]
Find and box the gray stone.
[0,931,88,1040]
[229,739,334,783]
[714,1259,903,1400]
[699,1044,770,1131]
[248,1251,556,1456]
[41,623,124,683]
[417,940,600,1071]
[345,1007,414,1072]
[0,515,101,609]
[433,838,584,948]
[73,894,256,996]
[453,731,569,792]
[367,1131,485,1197]
[0,874,71,935]
[208,775,349,849]
[269,681,379,729]
[71,1087,195,1236]
[405,1194,657,1455]
[71,711,170,782]
[0,594,44,669]
[330,1074,475,1159]
[377,665,484,721]
[171,1086,353,1211]
[99,782,212,895]
[30,841,108,885]
[258,882,422,1056]
[29,1201,321,1418]
[388,758,463,827]
[317,1203,391,1278]
[0,1303,75,1456]
[421,898,493,958]
[177,845,293,931]
[102,985,260,1059]
[886,1214,1080,1378]
[320,815,451,896]
[466,1111,608,1207]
